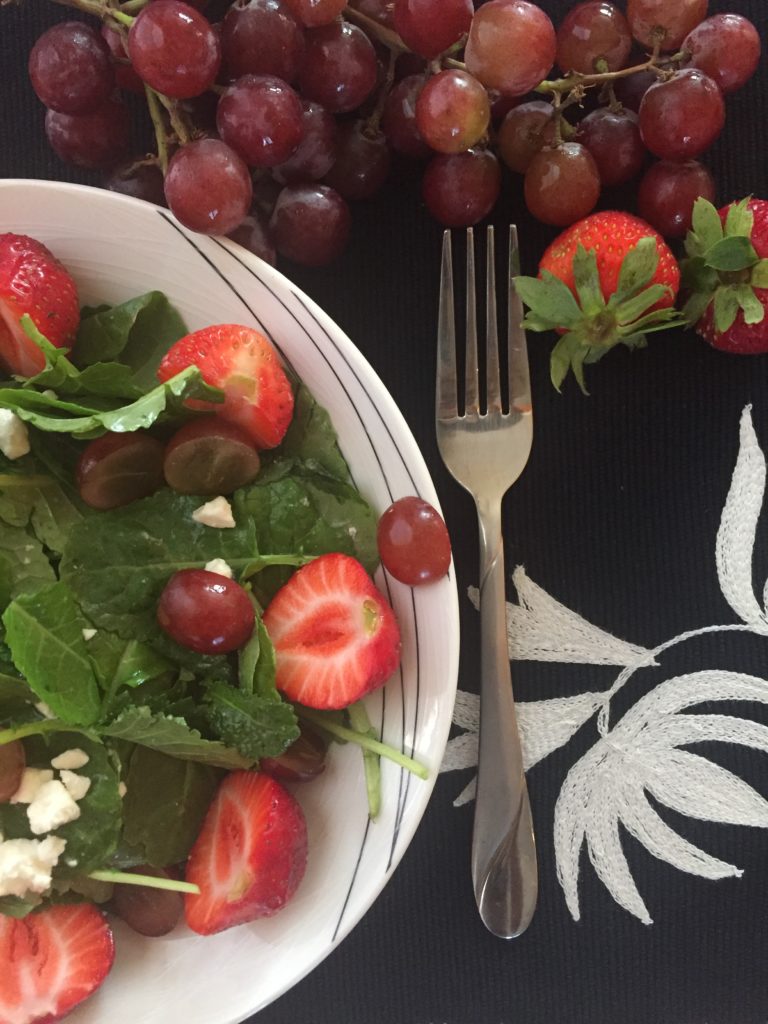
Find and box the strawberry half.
[681,197,768,354]
[262,553,401,710]
[0,903,114,1024]
[156,324,294,449]
[514,211,684,391]
[0,233,80,377]
[184,770,308,935]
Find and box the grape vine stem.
[343,5,408,53]
[535,51,687,96]
[145,86,169,174]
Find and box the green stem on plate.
[89,870,200,895]
[299,708,429,780]
[0,720,78,746]
[347,701,381,820]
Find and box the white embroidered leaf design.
[468,567,658,666]
[443,690,602,806]
[554,670,768,924]
[716,405,768,631]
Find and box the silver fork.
[436,225,537,939]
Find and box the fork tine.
[485,226,501,413]
[507,225,532,414]
[437,230,458,419]
[464,227,479,413]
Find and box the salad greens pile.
[0,292,390,918]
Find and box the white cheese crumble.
[59,770,91,802]
[10,768,54,804]
[204,557,234,579]
[81,628,97,641]
[27,780,81,835]
[34,701,55,720]
[51,748,90,771]
[192,496,236,529]
[0,410,30,460]
[0,833,66,898]
[118,781,127,798]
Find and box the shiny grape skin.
[556,2,632,75]
[45,98,131,171]
[298,21,378,113]
[415,70,491,155]
[269,184,351,266]
[422,148,501,228]
[157,569,256,655]
[381,74,431,159]
[221,0,305,83]
[273,100,338,184]
[77,432,166,510]
[626,0,708,52]
[497,100,556,174]
[392,0,473,61]
[128,0,221,99]
[324,122,391,201]
[683,14,761,96]
[638,69,725,161]
[524,143,601,227]
[465,0,556,98]
[377,497,451,585]
[284,0,347,27]
[577,107,646,187]
[164,139,253,235]
[101,24,145,95]
[637,159,715,238]
[29,22,114,115]
[217,74,304,167]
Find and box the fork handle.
[471,496,538,939]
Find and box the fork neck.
[476,495,503,585]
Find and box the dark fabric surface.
[3,2,768,1021]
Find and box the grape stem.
[535,50,687,96]
[365,47,397,136]
[145,86,170,175]
[155,92,192,146]
[88,870,200,895]
[343,5,408,53]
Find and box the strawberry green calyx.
[515,238,685,393]
[681,197,768,334]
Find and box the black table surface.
[4,2,768,1022]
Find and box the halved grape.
[0,741,25,804]
[77,432,166,510]
[163,416,262,495]
[111,867,184,937]
[261,723,328,781]
[157,569,255,654]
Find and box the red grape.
[576,107,646,187]
[228,212,277,265]
[128,0,221,99]
[556,2,632,75]
[45,98,131,171]
[164,138,253,235]
[683,14,761,96]
[524,142,600,226]
[270,184,351,265]
[157,569,255,654]
[415,70,490,154]
[351,0,395,29]
[217,74,304,167]
[465,0,556,98]
[377,497,451,585]
[252,175,283,217]
[324,122,391,201]
[497,100,555,174]
[105,162,167,206]
[392,0,473,61]
[381,74,430,159]
[221,0,305,83]
[0,741,25,804]
[77,432,165,510]
[422,148,501,227]
[613,68,656,112]
[273,100,338,183]
[637,159,715,238]
[626,0,708,52]
[298,21,378,113]
[284,0,347,27]
[638,68,724,161]
[111,867,183,937]
[163,416,262,494]
[29,22,114,115]
[261,723,327,781]
[101,24,145,95]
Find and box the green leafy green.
[204,680,298,761]
[100,706,253,769]
[0,468,85,555]
[0,524,55,599]
[238,617,277,697]
[270,384,350,481]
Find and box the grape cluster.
[24,0,762,266]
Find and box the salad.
[0,234,448,1023]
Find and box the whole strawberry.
[515,211,684,390]
[0,233,80,377]
[681,197,768,354]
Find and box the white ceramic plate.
[0,180,460,1023]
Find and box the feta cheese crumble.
[51,748,90,771]
[118,781,127,798]
[27,780,81,835]
[59,770,91,802]
[81,627,97,641]
[10,768,54,804]
[192,496,236,529]
[34,701,55,720]
[204,557,234,579]
[0,410,30,460]
[0,833,66,898]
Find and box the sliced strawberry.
[156,324,294,449]
[0,234,80,378]
[0,903,114,1024]
[262,552,401,710]
[184,770,308,935]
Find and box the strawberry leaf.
[572,246,604,316]
[570,348,589,395]
[690,197,724,252]
[610,237,659,306]
[550,334,581,391]
[613,284,671,326]
[714,286,741,333]
[514,272,583,329]
[681,255,719,294]
[682,291,714,327]
[704,236,758,272]
[751,260,768,289]
[724,197,754,238]
[734,284,766,325]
